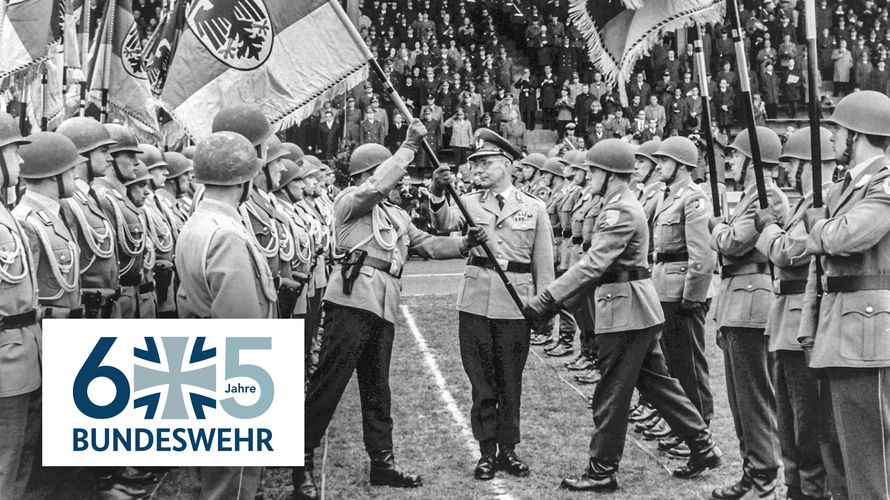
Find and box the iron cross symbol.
[134,337,217,419]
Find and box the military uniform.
[145,192,176,316]
[272,189,313,321]
[295,195,329,339]
[563,187,603,366]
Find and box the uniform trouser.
[305,288,324,350]
[589,325,707,465]
[557,307,578,346]
[305,303,394,452]
[818,377,848,500]
[458,312,530,448]
[828,366,890,500]
[0,389,41,500]
[719,327,780,480]
[191,466,263,500]
[660,301,713,424]
[118,285,139,318]
[580,330,597,359]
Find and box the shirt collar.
[492,185,514,200]
[23,190,61,217]
[847,154,885,180]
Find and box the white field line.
[400,305,516,500]
[402,272,463,278]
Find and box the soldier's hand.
[465,226,489,248]
[430,165,453,197]
[523,290,558,332]
[403,119,428,153]
[803,207,826,233]
[679,298,703,314]
[753,208,779,233]
[708,215,725,233]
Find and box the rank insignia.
[601,209,620,227]
[608,194,621,204]
[37,211,53,226]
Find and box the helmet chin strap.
[0,153,9,191]
[111,156,126,182]
[739,157,749,188]
[641,161,655,184]
[56,174,66,199]
[795,161,804,195]
[262,166,273,193]
[599,172,612,197]
[837,132,855,167]
[239,182,251,205]
[285,185,297,204]
[173,177,183,198]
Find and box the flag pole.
[727,0,768,208]
[693,24,722,218]
[41,67,48,131]
[326,0,525,312]
[79,0,92,116]
[100,0,115,123]
[804,0,824,300]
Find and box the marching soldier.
[531,155,563,201]
[176,131,274,500]
[524,139,723,492]
[633,140,665,223]
[649,137,717,455]
[709,126,788,500]
[296,122,486,500]
[139,145,176,318]
[155,151,193,231]
[518,153,546,194]
[429,128,554,481]
[93,124,148,319]
[123,162,157,319]
[56,117,121,319]
[799,90,890,499]
[754,127,846,500]
[0,113,41,500]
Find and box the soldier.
[93,125,148,319]
[138,145,176,318]
[429,128,554,481]
[799,90,890,499]
[709,126,789,500]
[524,139,723,492]
[296,156,331,345]
[632,140,665,224]
[123,162,157,319]
[155,151,193,230]
[56,117,121,319]
[176,131,274,500]
[530,155,563,201]
[754,127,845,500]
[271,160,313,324]
[296,122,486,500]
[518,152,545,193]
[0,112,41,500]
[649,137,717,455]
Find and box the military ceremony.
[2,0,890,497]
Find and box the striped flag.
[0,0,65,78]
[159,0,369,140]
[142,0,188,97]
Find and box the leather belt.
[42,307,83,319]
[775,280,807,295]
[362,255,403,279]
[81,288,121,305]
[0,310,38,330]
[825,275,890,293]
[720,262,769,279]
[120,275,141,287]
[571,236,584,245]
[138,282,155,294]
[655,251,689,264]
[562,229,572,238]
[552,227,561,238]
[468,256,532,274]
[600,266,650,284]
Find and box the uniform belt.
[120,275,141,287]
[0,310,38,330]
[571,236,584,245]
[775,280,807,295]
[600,266,650,284]
[81,288,121,305]
[362,256,403,279]
[825,275,890,293]
[468,256,532,274]
[720,262,769,279]
[562,229,572,238]
[655,251,689,263]
[552,227,561,238]
[138,282,155,294]
[42,307,83,319]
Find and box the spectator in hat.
[358,82,378,111]
[359,106,385,145]
[655,70,676,105]
[493,92,520,125]
[760,61,780,118]
[421,94,443,122]
[713,78,735,134]
[868,59,890,94]
[555,87,574,139]
[832,38,853,95]
[644,94,666,130]
[500,109,526,151]
[782,57,803,117]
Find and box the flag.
[26,54,69,131]
[85,0,159,140]
[570,0,724,101]
[159,0,369,140]
[0,0,65,78]
[142,0,188,97]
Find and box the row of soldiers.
[0,104,343,499]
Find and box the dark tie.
[496,193,505,210]
[842,172,852,192]
[663,186,671,201]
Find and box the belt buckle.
[495,258,509,270]
[389,260,402,278]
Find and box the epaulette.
[109,189,124,200]
[608,193,621,204]
[646,190,657,200]
[73,190,90,204]
[466,189,485,196]
[36,210,53,226]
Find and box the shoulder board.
[856,174,873,188]
[608,193,621,204]
[646,190,656,199]
[36,210,53,226]
[74,190,90,204]
[582,192,591,201]
[675,187,685,198]
[467,190,484,196]
[109,190,124,200]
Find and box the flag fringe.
[0,43,60,82]
[272,64,368,132]
[568,0,619,86]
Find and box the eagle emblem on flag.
[122,22,147,79]
[187,0,273,70]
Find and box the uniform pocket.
[839,292,890,361]
[459,265,480,308]
[0,329,23,348]
[511,222,535,249]
[595,283,631,330]
[655,217,684,246]
[726,282,772,323]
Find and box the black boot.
[369,449,423,488]
[747,470,778,499]
[290,451,319,500]
[497,446,530,477]
[710,471,753,499]
[673,432,723,479]
[560,458,618,492]
[474,440,497,480]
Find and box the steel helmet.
[827,90,890,136]
[779,127,836,162]
[281,142,304,164]
[211,105,273,147]
[19,132,86,179]
[181,145,196,159]
[137,144,168,170]
[520,152,547,170]
[730,126,782,165]
[164,151,194,179]
[265,142,290,165]
[584,138,635,174]
[56,117,115,153]
[635,140,661,163]
[193,132,260,186]
[0,112,29,149]
[124,161,152,187]
[349,143,391,176]
[274,159,306,192]
[654,136,698,168]
[305,155,327,178]
[542,157,568,177]
[105,124,142,155]
[563,150,587,170]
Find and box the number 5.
[220,338,274,418]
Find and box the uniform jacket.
[800,156,890,368]
[296,199,329,291]
[500,120,526,149]
[566,187,600,269]
[432,187,554,320]
[711,181,789,329]
[94,179,147,284]
[326,148,466,324]
[652,177,716,303]
[176,198,276,319]
[274,195,313,315]
[548,183,664,334]
[359,118,386,145]
[242,187,282,280]
[558,183,584,270]
[0,204,41,397]
[63,181,118,290]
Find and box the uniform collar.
[491,185,515,200]
[847,154,885,180]
[75,178,91,193]
[197,198,240,221]
[23,191,61,217]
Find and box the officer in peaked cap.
[176,131,273,500]
[429,127,553,481]
[297,121,487,500]
[524,139,723,492]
